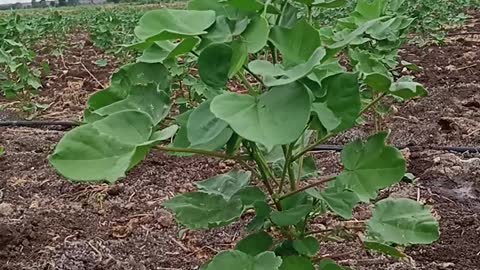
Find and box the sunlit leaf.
[164,192,244,229]
[211,82,311,150]
[336,133,406,201]
[368,198,440,245]
[236,231,273,256]
[135,9,216,41]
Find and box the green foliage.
[49,0,442,268]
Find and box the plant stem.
[275,0,289,25]
[237,72,257,96]
[278,174,337,200]
[296,133,306,181]
[292,133,333,161]
[245,143,282,210]
[287,161,296,191]
[359,92,387,116]
[277,145,292,194]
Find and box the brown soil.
[1,16,480,270]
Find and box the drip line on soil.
[0,120,79,128]
[311,145,480,153]
[1,120,479,154]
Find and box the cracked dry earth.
[1,17,480,270]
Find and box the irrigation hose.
[1,120,479,153]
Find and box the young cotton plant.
[49,0,439,268]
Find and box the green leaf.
[86,62,170,116]
[204,251,282,270]
[368,198,440,245]
[292,237,320,257]
[270,205,312,227]
[149,125,179,143]
[0,145,5,156]
[306,186,359,219]
[164,192,244,229]
[198,43,232,88]
[389,77,428,99]
[187,100,230,146]
[279,3,299,28]
[336,133,406,201]
[318,259,347,270]
[229,40,248,78]
[228,0,263,12]
[247,201,272,232]
[49,111,155,183]
[328,19,379,49]
[269,20,321,66]
[135,9,216,41]
[249,48,325,87]
[196,170,252,200]
[355,0,387,20]
[364,241,406,258]
[242,16,270,53]
[314,73,361,133]
[236,231,274,256]
[364,73,392,92]
[279,256,314,270]
[232,187,267,208]
[211,82,311,150]
[138,38,200,63]
[92,84,171,125]
[311,103,341,132]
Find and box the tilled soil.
[1,17,480,270]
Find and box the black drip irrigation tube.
[312,145,480,154]
[1,120,480,154]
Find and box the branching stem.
[278,174,337,200]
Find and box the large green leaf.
[292,237,320,257]
[269,20,321,66]
[336,133,406,201]
[229,40,248,78]
[138,38,200,63]
[49,111,156,183]
[92,84,171,125]
[249,48,325,87]
[312,73,361,133]
[306,186,360,219]
[198,43,232,88]
[196,170,252,200]
[187,100,230,146]
[135,9,216,41]
[364,72,392,92]
[368,198,440,245]
[211,82,312,150]
[232,187,267,208]
[270,205,312,227]
[236,231,273,256]
[204,251,282,270]
[242,16,270,53]
[164,192,244,229]
[86,62,170,119]
[355,0,387,20]
[279,256,314,270]
[389,77,428,99]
